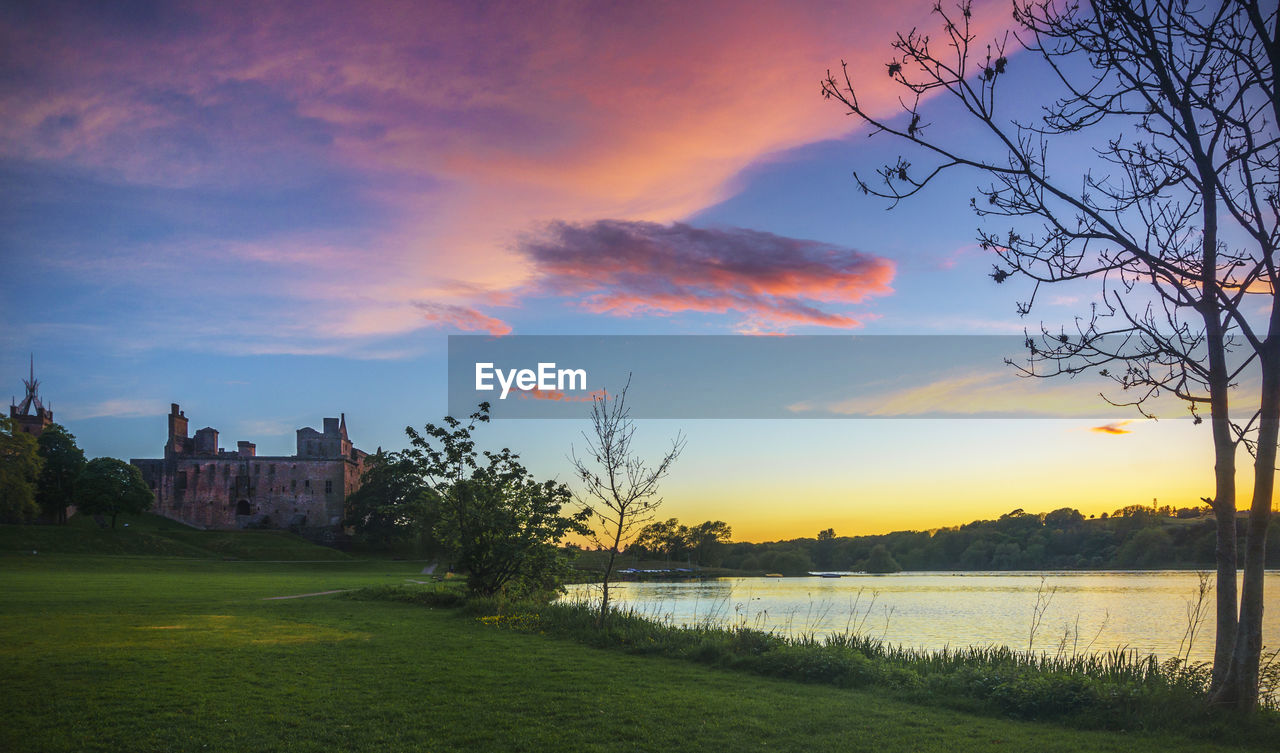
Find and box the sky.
[0,0,1254,540]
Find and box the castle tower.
[165,403,190,458]
[10,355,53,437]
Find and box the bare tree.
[571,378,685,625]
[822,0,1277,709]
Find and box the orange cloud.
[516,388,607,402]
[1092,421,1135,435]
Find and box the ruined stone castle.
[131,404,368,531]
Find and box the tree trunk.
[598,550,614,627]
[597,524,624,628]
[1203,307,1239,692]
[1218,345,1279,710]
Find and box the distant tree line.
[626,518,733,566]
[716,507,1280,576]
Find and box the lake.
[562,571,1280,662]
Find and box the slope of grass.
[0,514,350,560]
[158,529,351,560]
[0,555,1272,753]
[65,511,200,532]
[0,523,215,557]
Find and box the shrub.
[753,644,879,688]
[345,584,466,609]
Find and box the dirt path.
[261,589,352,600]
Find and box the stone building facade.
[131,403,368,531]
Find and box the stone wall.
[137,456,361,529]
[131,404,366,531]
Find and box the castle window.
[305,479,310,489]
[291,479,296,491]
[269,464,275,475]
[325,480,333,493]
[254,464,260,475]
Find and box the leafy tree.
[813,527,838,569]
[405,403,589,597]
[759,548,814,576]
[571,379,684,623]
[75,457,151,528]
[991,541,1027,570]
[686,520,733,566]
[0,416,42,523]
[36,424,85,524]
[864,544,902,574]
[1117,526,1175,568]
[823,0,1278,709]
[1044,507,1085,529]
[344,449,440,555]
[634,518,689,562]
[996,509,1043,537]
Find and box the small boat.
[818,573,843,578]
[764,573,785,578]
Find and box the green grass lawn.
[0,555,1272,752]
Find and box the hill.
[0,513,350,561]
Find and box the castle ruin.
[131,403,368,531]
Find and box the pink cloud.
[414,302,511,336]
[519,220,894,331]
[0,1,1011,348]
[939,243,998,270]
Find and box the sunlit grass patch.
[1,612,369,656]
[126,614,369,647]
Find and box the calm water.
[562,571,1280,662]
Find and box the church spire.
[15,353,44,416]
[10,354,52,436]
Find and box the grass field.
[1,552,1274,752]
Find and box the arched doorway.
[236,499,251,516]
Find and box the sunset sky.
[0,0,1244,540]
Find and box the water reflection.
[562,571,1280,662]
